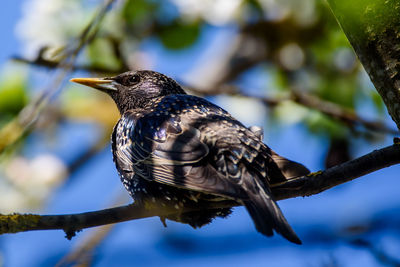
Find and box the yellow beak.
[70,77,117,91]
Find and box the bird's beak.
[70,77,117,92]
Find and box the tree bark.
[327,0,400,130]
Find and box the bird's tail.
[242,176,302,244]
[270,151,310,180]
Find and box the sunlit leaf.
[0,73,28,116]
[122,0,158,27]
[369,90,386,116]
[86,38,122,70]
[305,111,347,138]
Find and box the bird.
[70,70,309,244]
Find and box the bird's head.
[70,70,186,113]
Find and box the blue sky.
[0,1,24,65]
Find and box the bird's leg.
[159,216,168,227]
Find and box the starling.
[70,70,309,244]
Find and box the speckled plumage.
[72,70,310,244]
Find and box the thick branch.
[271,142,400,199]
[1,143,399,238]
[327,0,400,130]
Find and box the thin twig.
[291,90,398,135]
[187,85,398,135]
[12,56,127,75]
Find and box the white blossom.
[1,154,67,212]
[15,0,88,57]
[171,0,242,25]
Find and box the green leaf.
[86,38,122,70]
[305,111,347,138]
[370,90,385,116]
[0,73,28,116]
[318,76,357,108]
[158,20,201,50]
[122,0,158,26]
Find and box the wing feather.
[114,111,245,199]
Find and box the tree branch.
[271,141,400,199]
[12,56,127,75]
[1,143,399,239]
[187,85,398,135]
[290,90,398,135]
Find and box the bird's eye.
[127,75,140,85]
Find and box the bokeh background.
[0,0,400,266]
